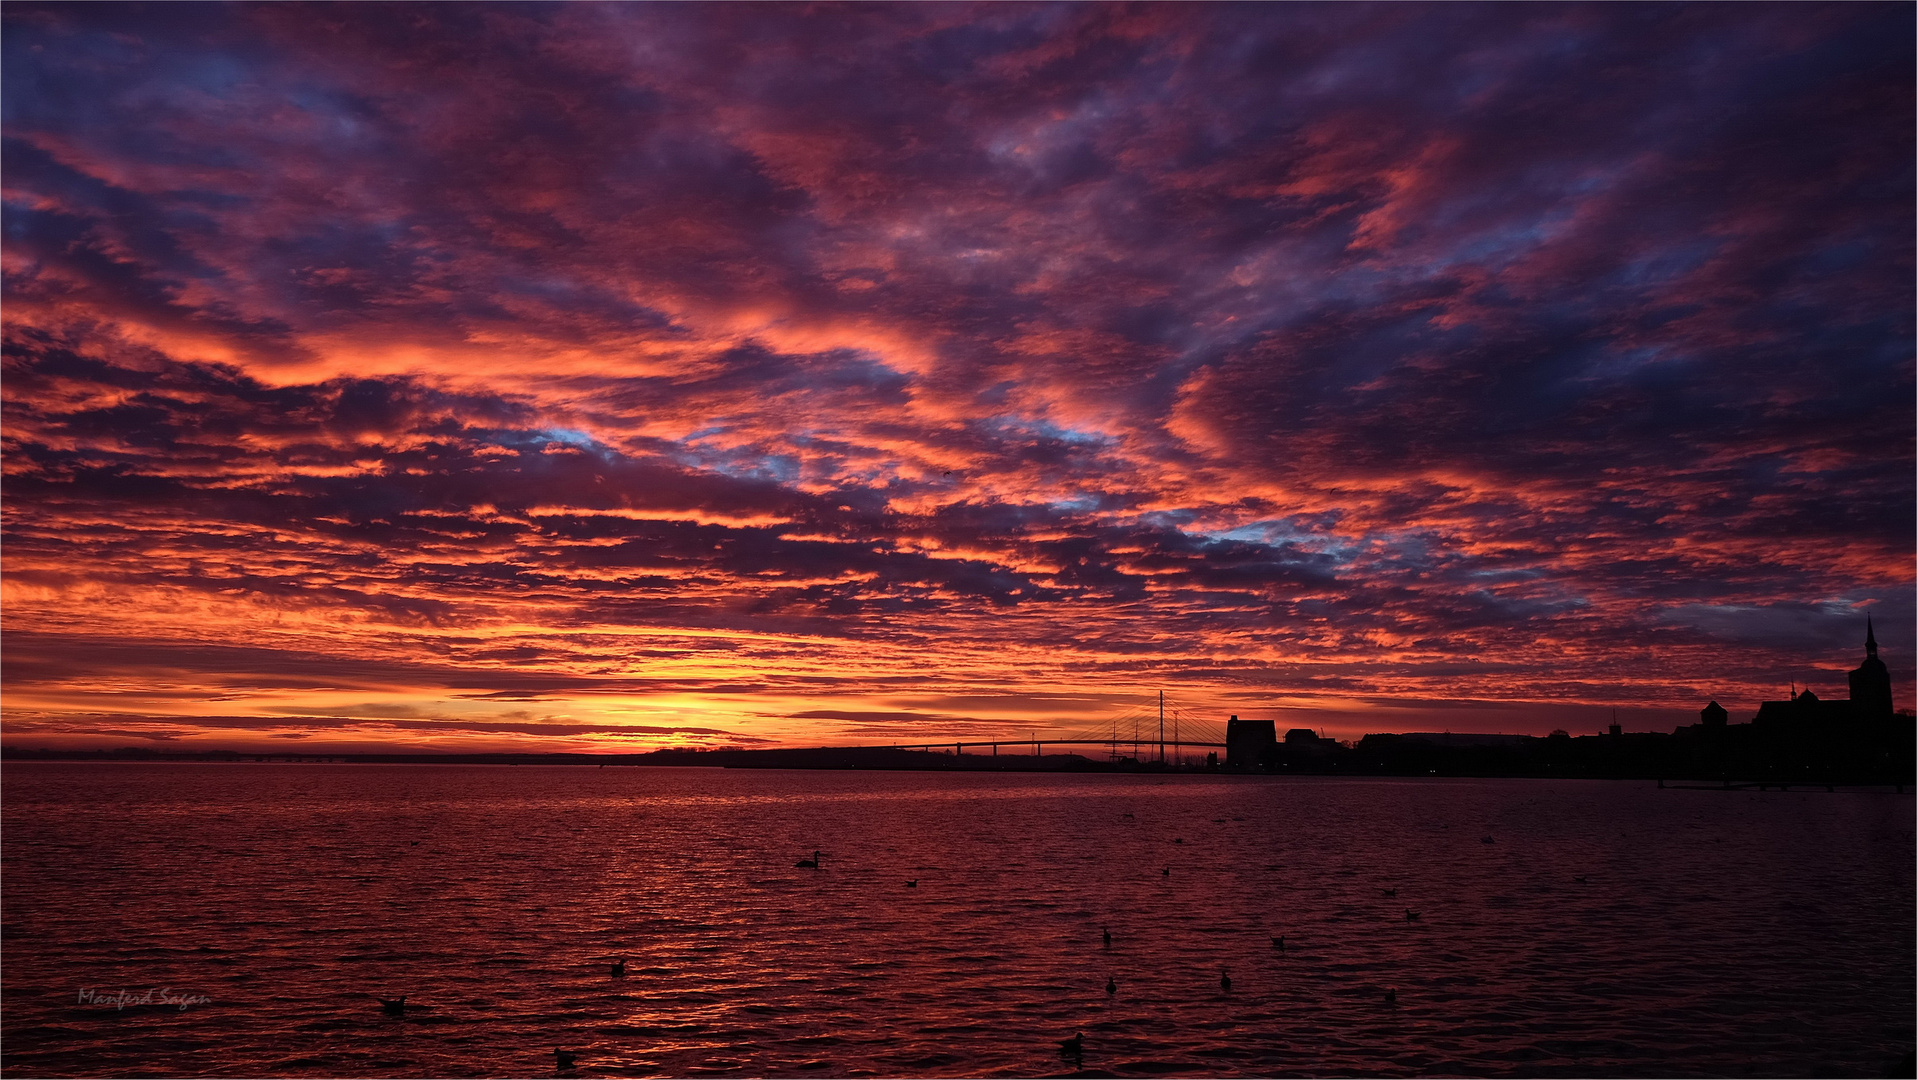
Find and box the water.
[3,765,1911,1078]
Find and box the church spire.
[1851,613,1893,718]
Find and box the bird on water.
[1405,909,1421,922]
[1102,927,1112,947]
[554,1049,579,1069]
[1381,888,1396,897]
[610,958,625,977]
[1105,976,1116,995]
[1385,988,1397,1004]
[1271,935,1285,950]
[1162,867,1170,877]
[1059,1033,1083,1054]
[375,995,406,1017]
[906,879,917,888]
[795,850,822,868]
[1220,968,1232,993]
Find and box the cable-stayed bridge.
[881,692,1229,765]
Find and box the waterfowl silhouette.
[1573,875,1588,884]
[1058,1033,1083,1054]
[1271,935,1285,950]
[1102,927,1112,947]
[1220,969,1232,993]
[1381,888,1396,897]
[554,1048,579,1069]
[795,850,821,868]
[1480,835,1495,844]
[1405,910,1421,922]
[1105,977,1116,995]
[905,880,917,888]
[1162,867,1170,877]
[375,995,406,1016]
[610,958,625,977]
[1385,988,1397,1004]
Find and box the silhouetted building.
[1849,616,1893,719]
[1224,715,1276,768]
[1754,620,1898,727]
[1699,701,1728,727]
[1278,727,1339,765]
[1754,688,1851,728]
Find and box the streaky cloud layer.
[3,2,1910,750]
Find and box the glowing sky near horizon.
[3,2,1912,753]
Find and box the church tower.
[1847,616,1893,719]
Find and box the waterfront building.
[1754,619,1898,727]
[1224,715,1277,768]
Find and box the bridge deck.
[879,739,1226,751]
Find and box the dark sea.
[2,764,1911,1079]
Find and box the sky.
[3,2,1912,754]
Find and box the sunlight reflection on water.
[3,765,1912,1078]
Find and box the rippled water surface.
[3,764,1912,1078]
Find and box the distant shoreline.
[3,744,1910,788]
[0,746,1129,770]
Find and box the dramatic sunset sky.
[3,3,1911,753]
